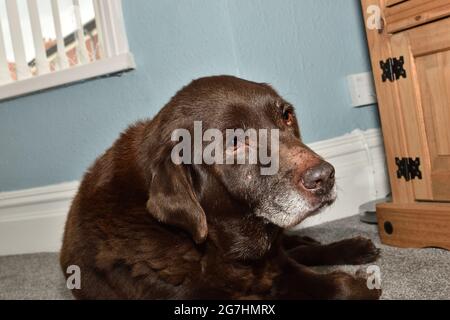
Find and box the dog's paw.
[335,236,381,265]
[355,267,382,299]
[282,234,322,250]
[330,270,382,300]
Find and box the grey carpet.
[300,215,450,300]
[0,215,449,299]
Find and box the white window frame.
[0,0,135,101]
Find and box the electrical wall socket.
[347,72,377,107]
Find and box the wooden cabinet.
[362,0,450,249]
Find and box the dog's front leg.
[272,256,381,300]
[281,234,322,250]
[283,234,380,266]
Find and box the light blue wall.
[0,0,379,192]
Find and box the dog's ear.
[147,159,208,244]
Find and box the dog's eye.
[230,135,248,151]
[233,136,239,148]
[282,109,294,126]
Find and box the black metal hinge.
[380,56,407,82]
[395,157,422,181]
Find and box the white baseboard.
[0,181,79,256]
[0,128,389,256]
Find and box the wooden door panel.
[416,52,450,160]
[390,33,433,200]
[416,53,450,200]
[391,18,450,201]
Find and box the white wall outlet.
[347,72,377,107]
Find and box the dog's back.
[60,121,202,299]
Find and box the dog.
[60,75,381,299]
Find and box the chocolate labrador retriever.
[60,75,381,299]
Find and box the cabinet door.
[390,17,450,201]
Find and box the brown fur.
[60,75,381,299]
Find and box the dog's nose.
[300,162,335,193]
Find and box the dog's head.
[144,76,336,245]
